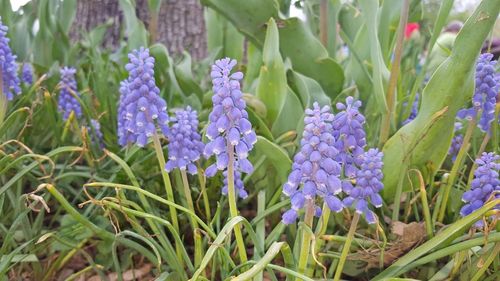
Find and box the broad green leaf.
[200,0,279,46]
[254,136,292,181]
[205,8,244,61]
[256,18,287,124]
[278,18,344,99]
[200,0,345,98]
[243,42,263,92]
[173,52,204,101]
[57,0,76,34]
[358,0,389,113]
[147,0,163,13]
[118,0,148,50]
[381,0,500,201]
[287,70,331,108]
[271,87,303,137]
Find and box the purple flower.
[448,122,463,161]
[332,97,366,177]
[343,148,384,224]
[88,119,104,148]
[21,63,33,85]
[165,106,204,174]
[117,47,169,147]
[204,58,257,199]
[281,103,343,224]
[448,135,463,162]
[460,152,499,227]
[458,53,499,133]
[0,17,21,101]
[58,67,82,120]
[402,94,419,125]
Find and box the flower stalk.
[296,199,315,281]
[226,143,248,264]
[151,132,182,262]
[180,169,203,268]
[333,212,360,281]
[437,117,475,222]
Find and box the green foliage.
[381,0,500,201]
[0,0,499,280]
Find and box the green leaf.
[118,0,148,50]
[254,136,292,181]
[256,18,287,124]
[271,86,304,137]
[372,199,500,280]
[358,0,389,113]
[205,7,244,61]
[57,0,76,34]
[381,0,500,201]
[278,18,344,99]
[200,0,345,98]
[287,70,331,108]
[200,0,279,46]
[147,0,163,13]
[173,52,204,101]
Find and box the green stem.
[296,198,315,280]
[180,169,203,268]
[310,202,331,275]
[333,212,360,281]
[392,163,408,221]
[437,118,475,222]
[61,111,76,142]
[466,132,490,188]
[0,65,6,126]
[409,169,434,238]
[197,165,211,220]
[378,0,410,147]
[226,143,248,265]
[151,132,182,262]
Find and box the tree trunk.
[70,0,207,59]
[70,0,122,49]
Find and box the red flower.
[405,22,420,39]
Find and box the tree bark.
[69,0,122,49]
[70,0,207,59]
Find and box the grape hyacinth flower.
[448,122,464,161]
[58,67,82,120]
[402,94,419,125]
[117,47,169,147]
[281,103,343,224]
[117,80,130,146]
[460,152,499,226]
[458,53,499,133]
[165,106,204,174]
[21,63,33,86]
[0,17,21,100]
[448,135,463,162]
[88,119,104,148]
[332,97,366,177]
[204,58,257,199]
[343,148,384,224]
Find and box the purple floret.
[281,102,343,224]
[460,152,499,227]
[165,106,204,174]
[343,148,384,224]
[204,58,257,199]
[58,67,82,120]
[117,47,170,147]
[0,17,21,101]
